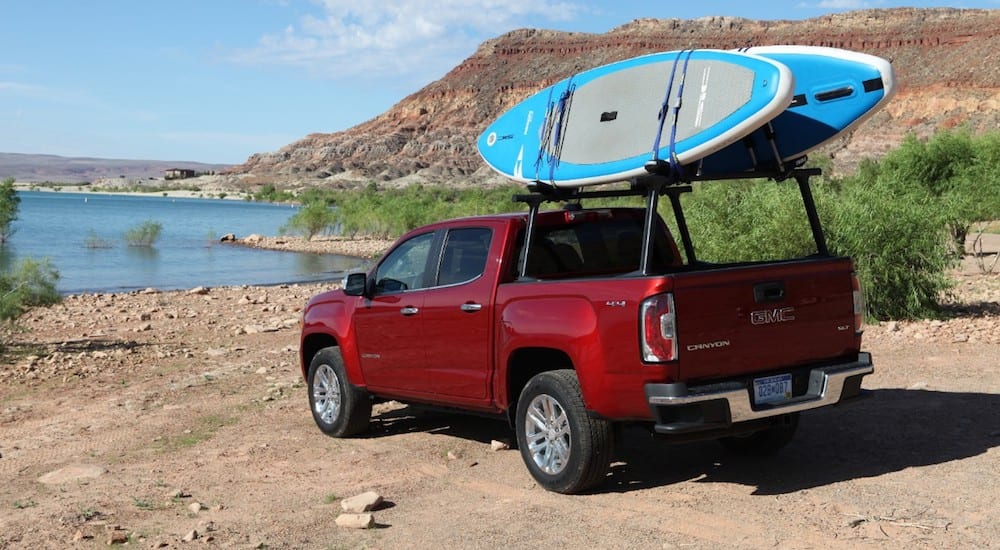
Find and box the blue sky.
[2,1,997,165]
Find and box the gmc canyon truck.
[299,168,873,493]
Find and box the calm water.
[1,191,369,294]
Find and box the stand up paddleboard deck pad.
[696,46,896,176]
[478,49,794,188]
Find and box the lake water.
[1,191,369,294]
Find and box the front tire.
[307,347,371,437]
[515,370,613,494]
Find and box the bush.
[0,258,60,323]
[124,221,163,247]
[680,179,818,263]
[0,176,19,244]
[281,201,338,241]
[823,177,955,320]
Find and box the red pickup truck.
[299,169,873,493]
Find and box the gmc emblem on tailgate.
[751,307,796,325]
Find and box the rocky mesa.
[224,8,1000,189]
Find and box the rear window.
[515,210,679,279]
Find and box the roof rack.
[511,166,827,279]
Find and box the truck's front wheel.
[515,370,613,494]
[307,347,371,437]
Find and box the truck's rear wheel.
[515,370,613,494]
[307,347,371,437]
[719,413,799,456]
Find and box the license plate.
[753,373,793,405]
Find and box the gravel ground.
[0,236,997,549]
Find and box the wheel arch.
[504,347,575,425]
[300,333,338,379]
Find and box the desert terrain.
[1,236,998,549]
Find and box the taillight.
[851,272,865,334]
[641,293,677,362]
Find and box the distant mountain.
[0,152,231,184]
[224,7,1000,189]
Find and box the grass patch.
[323,493,339,504]
[133,497,154,510]
[13,499,37,509]
[154,414,236,452]
[123,220,163,247]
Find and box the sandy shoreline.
[14,183,244,201]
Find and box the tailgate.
[672,258,859,381]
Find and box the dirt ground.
[1,238,998,549]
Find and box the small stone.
[188,286,210,295]
[182,529,198,542]
[140,287,160,295]
[340,491,383,513]
[446,450,459,460]
[188,502,203,513]
[106,528,129,545]
[885,321,899,332]
[335,513,375,529]
[72,529,87,542]
[219,233,236,242]
[490,439,510,451]
[255,366,268,375]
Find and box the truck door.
[418,227,495,402]
[353,231,436,390]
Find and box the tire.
[719,413,800,456]
[307,347,371,437]
[515,370,613,494]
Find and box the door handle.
[400,306,419,316]
[460,303,483,312]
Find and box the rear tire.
[719,413,799,456]
[515,370,613,494]
[307,347,371,437]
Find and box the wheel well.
[506,347,574,423]
[300,333,338,376]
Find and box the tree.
[280,201,338,241]
[0,176,20,244]
[0,258,60,323]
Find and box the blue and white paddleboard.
[695,45,896,176]
[477,49,794,188]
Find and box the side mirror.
[343,272,368,297]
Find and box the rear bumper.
[645,352,873,436]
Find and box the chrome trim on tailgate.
[647,352,873,423]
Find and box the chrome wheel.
[312,363,342,424]
[524,393,571,475]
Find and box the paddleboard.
[477,49,794,188]
[695,45,896,176]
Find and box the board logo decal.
[600,111,618,122]
[486,132,497,147]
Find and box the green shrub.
[84,230,115,249]
[680,179,818,263]
[823,176,955,320]
[124,221,163,247]
[0,258,60,323]
[281,201,338,241]
[0,176,19,244]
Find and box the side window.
[374,232,434,293]
[437,228,492,286]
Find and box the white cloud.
[227,0,584,84]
